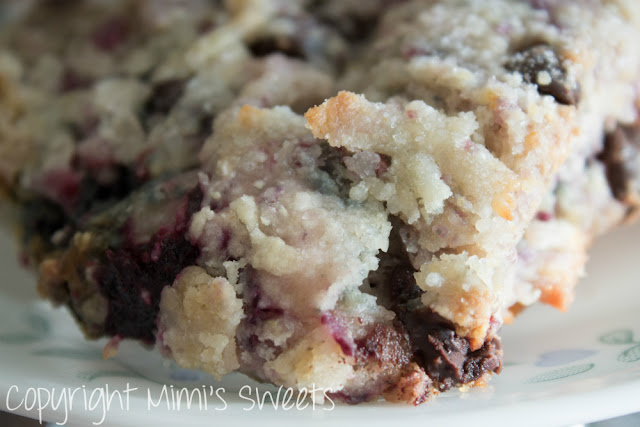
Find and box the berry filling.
[95,185,203,342]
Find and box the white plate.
[0,223,639,427]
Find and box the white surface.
[0,224,639,427]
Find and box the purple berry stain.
[95,186,203,343]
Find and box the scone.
[1,0,638,405]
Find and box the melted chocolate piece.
[399,307,502,391]
[245,13,345,69]
[388,262,503,391]
[327,317,415,405]
[505,44,580,105]
[248,36,306,59]
[598,124,640,207]
[389,264,422,304]
[354,322,412,368]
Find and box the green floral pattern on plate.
[527,363,595,383]
[599,329,640,363]
[524,328,640,384]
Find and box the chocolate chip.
[245,15,347,68]
[598,124,640,206]
[389,264,422,305]
[385,255,503,390]
[398,307,503,391]
[354,322,412,366]
[505,44,580,105]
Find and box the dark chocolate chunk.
[327,317,414,404]
[398,307,502,391]
[385,253,503,391]
[505,44,580,105]
[598,124,640,208]
[245,14,346,70]
[247,36,305,59]
[354,322,412,367]
[328,322,413,405]
[389,263,423,305]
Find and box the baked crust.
[1,0,639,404]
